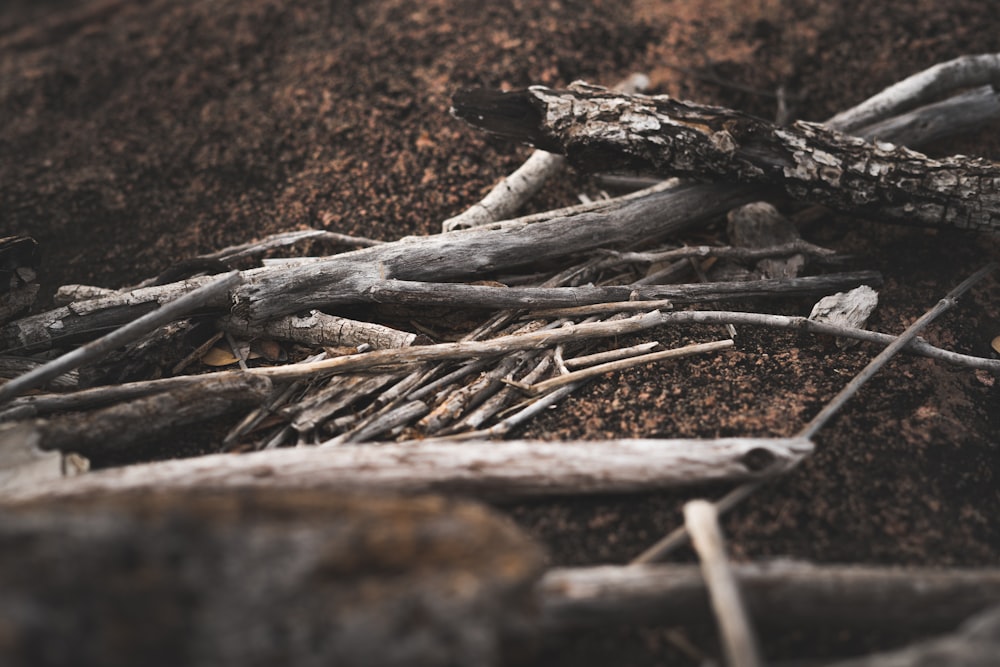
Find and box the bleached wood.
[442,73,650,232]
[0,436,812,503]
[362,271,879,309]
[539,562,1000,634]
[442,150,567,231]
[220,310,419,349]
[509,339,733,396]
[685,500,761,667]
[452,82,1000,233]
[827,53,1000,132]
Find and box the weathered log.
[363,271,880,309]
[0,487,543,667]
[539,562,1000,635]
[451,82,1000,233]
[0,437,813,502]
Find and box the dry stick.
[826,53,1000,132]
[507,339,734,396]
[364,271,881,310]
[684,500,762,667]
[596,240,838,269]
[632,263,998,564]
[854,84,1000,149]
[220,310,419,349]
[199,228,383,262]
[0,271,241,405]
[0,437,812,503]
[564,341,660,369]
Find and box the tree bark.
[452,83,1000,233]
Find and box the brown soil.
[2,0,999,664]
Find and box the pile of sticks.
[2,55,1000,666]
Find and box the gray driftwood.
[0,437,812,503]
[0,488,543,667]
[451,82,1000,233]
[539,562,1000,635]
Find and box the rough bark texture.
[0,488,544,667]
[452,83,1000,233]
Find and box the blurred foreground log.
[0,488,543,667]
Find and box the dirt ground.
[2,0,999,664]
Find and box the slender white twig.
[827,53,1000,131]
[685,501,762,667]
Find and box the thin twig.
[505,340,734,396]
[632,263,998,565]
[685,500,762,667]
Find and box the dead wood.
[220,310,422,349]
[0,487,543,667]
[362,271,881,309]
[16,374,271,459]
[0,437,812,503]
[539,562,1000,635]
[452,82,1000,233]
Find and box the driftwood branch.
[827,53,1000,132]
[0,437,813,502]
[539,562,1000,635]
[452,82,1000,233]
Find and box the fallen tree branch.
[362,271,881,310]
[452,83,1000,233]
[0,436,812,502]
[539,561,1000,635]
[506,339,733,396]
[827,53,1000,132]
